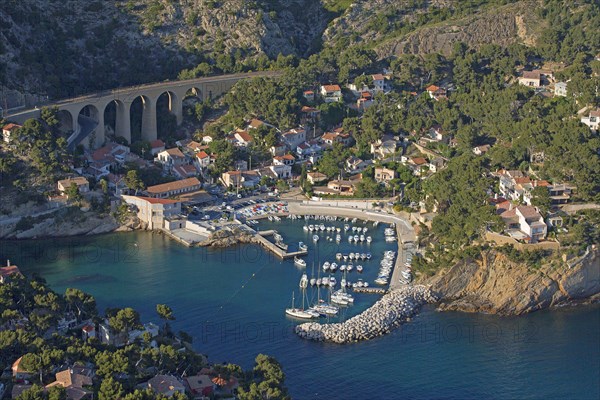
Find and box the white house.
[282,128,306,150]
[374,167,396,183]
[500,204,547,243]
[2,123,21,143]
[156,148,186,170]
[269,164,292,179]
[518,71,541,87]
[554,82,567,97]
[320,84,342,103]
[195,151,211,169]
[121,195,182,230]
[581,109,600,131]
[273,154,295,166]
[371,74,388,92]
[57,177,90,195]
[233,129,253,147]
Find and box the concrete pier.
[254,230,308,259]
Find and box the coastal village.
[1,7,599,396]
[2,64,596,249]
[2,58,599,398]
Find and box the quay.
[254,230,308,259]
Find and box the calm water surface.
[2,219,599,399]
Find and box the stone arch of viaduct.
[7,71,281,150]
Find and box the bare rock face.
[198,227,255,248]
[423,248,600,315]
[323,0,542,58]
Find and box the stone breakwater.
[295,285,438,343]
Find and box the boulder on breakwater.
[295,285,438,343]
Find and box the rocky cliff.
[421,248,600,315]
[323,0,542,57]
[0,0,329,100]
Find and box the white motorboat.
[310,278,317,286]
[356,265,363,273]
[366,236,372,243]
[319,224,325,231]
[349,253,355,260]
[308,225,314,231]
[330,263,338,272]
[343,254,348,261]
[316,278,322,286]
[353,235,359,242]
[360,235,365,242]
[313,234,319,243]
[347,236,353,243]
[344,224,350,232]
[298,242,308,251]
[336,234,341,242]
[323,262,330,272]
[346,264,353,272]
[336,253,342,261]
[329,276,337,286]
[339,265,346,272]
[367,253,372,260]
[303,225,309,232]
[336,227,341,233]
[294,257,307,267]
[363,282,369,287]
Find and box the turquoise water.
[2,219,599,400]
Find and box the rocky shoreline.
[295,285,438,343]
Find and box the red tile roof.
[425,85,440,92]
[372,74,385,80]
[322,84,341,92]
[196,151,209,159]
[2,123,22,131]
[146,177,200,195]
[133,196,180,205]
[522,71,541,80]
[150,139,165,148]
[164,148,185,158]
[235,130,253,143]
[411,157,428,165]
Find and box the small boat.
[298,242,308,251]
[330,263,338,272]
[336,227,341,233]
[360,235,365,242]
[347,236,353,243]
[319,224,325,231]
[268,216,273,221]
[374,221,379,226]
[346,264,353,272]
[339,264,346,272]
[353,235,359,242]
[344,224,350,232]
[361,253,366,260]
[366,236,372,244]
[294,257,306,267]
[352,282,358,288]
[323,262,330,271]
[336,234,341,242]
[309,224,314,231]
[316,278,322,286]
[356,265,363,273]
[363,228,368,234]
[313,234,319,243]
[343,254,348,261]
[329,276,337,285]
[374,277,388,285]
[303,225,309,232]
[310,278,317,286]
[349,253,355,260]
[363,282,369,287]
[336,253,342,260]
[366,253,372,260]
[276,241,288,251]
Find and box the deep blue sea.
[2,219,599,399]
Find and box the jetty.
[295,285,437,343]
[255,230,308,259]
